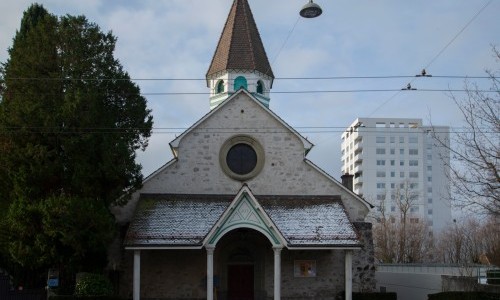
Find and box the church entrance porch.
[215,228,268,300]
[125,188,363,300]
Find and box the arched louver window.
[216,80,225,94]
[256,80,264,94]
[234,76,248,91]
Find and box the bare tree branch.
[432,46,500,216]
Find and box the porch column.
[206,246,215,300]
[345,250,353,300]
[273,247,282,300]
[133,250,141,300]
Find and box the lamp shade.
[300,0,322,18]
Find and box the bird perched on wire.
[402,83,416,90]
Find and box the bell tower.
[206,0,274,110]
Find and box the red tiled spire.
[206,0,274,78]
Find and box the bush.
[74,273,113,297]
[353,292,398,300]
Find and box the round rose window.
[220,136,264,181]
[226,143,257,175]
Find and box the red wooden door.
[227,264,254,300]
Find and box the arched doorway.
[217,229,269,300]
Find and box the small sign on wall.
[294,260,316,277]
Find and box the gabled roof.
[259,195,360,248]
[206,0,274,79]
[124,189,360,249]
[204,186,286,247]
[169,89,312,154]
[124,194,232,248]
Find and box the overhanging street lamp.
[300,0,323,18]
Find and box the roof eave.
[125,245,204,250]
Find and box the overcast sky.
[1,0,498,178]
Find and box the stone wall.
[119,250,207,300]
[112,93,370,225]
[278,249,346,300]
[352,222,376,293]
[119,247,352,300]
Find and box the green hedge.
[428,291,500,300]
[74,273,113,297]
[353,292,398,300]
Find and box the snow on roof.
[124,194,232,247]
[259,196,360,247]
[125,194,359,248]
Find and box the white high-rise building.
[341,118,452,233]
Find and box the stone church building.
[111,0,375,299]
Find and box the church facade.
[111,1,375,299]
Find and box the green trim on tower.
[234,76,248,91]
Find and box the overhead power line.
[2,75,493,82]
[0,126,495,135]
[2,88,497,97]
[369,0,494,116]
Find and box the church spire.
[206,0,274,109]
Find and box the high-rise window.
[376,148,386,154]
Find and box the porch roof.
[124,194,360,249]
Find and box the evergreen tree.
[0,3,153,274]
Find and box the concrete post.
[206,247,215,300]
[345,250,353,300]
[273,247,282,300]
[133,250,141,300]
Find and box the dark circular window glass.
[226,143,257,175]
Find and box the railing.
[376,263,490,280]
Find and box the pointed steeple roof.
[206,0,274,79]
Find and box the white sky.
[0,0,498,178]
